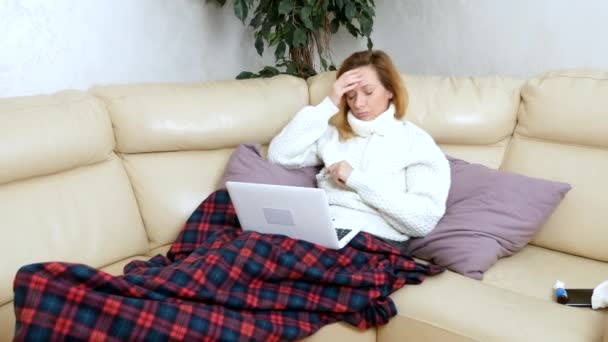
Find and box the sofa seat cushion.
[0,303,15,342]
[99,255,150,276]
[381,270,606,342]
[483,245,608,303]
[99,245,173,276]
[149,244,172,257]
[300,323,375,342]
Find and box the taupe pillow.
[221,143,320,189]
[407,157,571,280]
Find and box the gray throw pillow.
[220,143,320,189]
[407,156,571,280]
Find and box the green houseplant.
[208,0,376,79]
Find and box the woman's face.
[344,65,393,121]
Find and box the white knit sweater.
[268,97,451,241]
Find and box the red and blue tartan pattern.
[13,190,443,341]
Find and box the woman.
[268,50,450,249]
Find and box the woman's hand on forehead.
[330,70,363,106]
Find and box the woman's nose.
[354,95,366,108]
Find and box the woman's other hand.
[330,69,363,106]
[325,161,353,187]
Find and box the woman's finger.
[343,82,359,92]
[344,75,362,86]
[340,69,357,79]
[338,71,361,86]
[343,69,362,79]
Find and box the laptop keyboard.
[335,228,352,241]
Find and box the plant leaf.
[346,22,359,36]
[345,2,356,19]
[236,71,258,79]
[285,60,297,75]
[359,15,372,36]
[363,4,375,17]
[311,5,324,27]
[259,66,281,77]
[329,18,340,34]
[268,31,277,45]
[255,35,264,56]
[278,0,294,15]
[300,6,314,30]
[275,41,286,60]
[293,27,307,47]
[282,22,295,46]
[249,11,264,28]
[302,63,317,77]
[207,0,226,6]
[367,37,373,50]
[234,0,248,23]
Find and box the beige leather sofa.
[1,69,607,341]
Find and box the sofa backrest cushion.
[0,91,148,307]
[92,75,309,154]
[92,75,310,248]
[0,91,113,184]
[504,70,608,262]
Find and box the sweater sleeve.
[345,132,451,237]
[267,97,338,168]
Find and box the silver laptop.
[225,181,362,249]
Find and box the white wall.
[0,0,269,97]
[2,0,608,97]
[333,0,608,78]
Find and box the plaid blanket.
[13,190,443,341]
